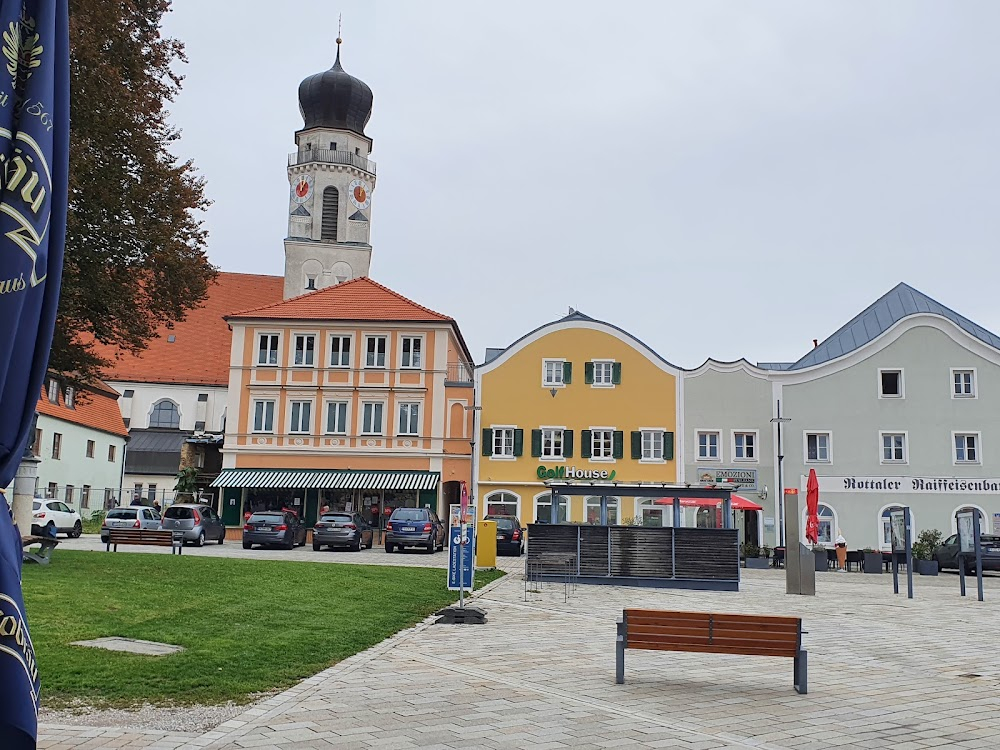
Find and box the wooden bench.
[22,535,59,565]
[615,608,807,694]
[106,528,183,554]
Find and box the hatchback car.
[243,510,307,550]
[486,515,524,556]
[313,512,373,551]
[384,507,445,554]
[934,533,1000,573]
[160,503,226,546]
[100,506,162,543]
[31,499,83,538]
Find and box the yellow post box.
[476,520,497,569]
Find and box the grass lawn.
[22,551,503,708]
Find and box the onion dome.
[297,41,373,135]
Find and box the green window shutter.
[664,431,675,460]
[481,429,492,456]
[530,429,542,458]
[563,361,573,384]
[631,431,642,460]
[584,362,594,384]
[563,430,573,458]
[612,362,622,385]
[513,429,524,457]
[613,431,624,459]
[580,430,592,459]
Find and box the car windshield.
[164,506,195,520]
[321,514,352,523]
[391,509,427,521]
[249,513,283,523]
[107,508,137,519]
[491,518,515,531]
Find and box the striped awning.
[210,469,439,491]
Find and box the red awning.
[653,495,763,511]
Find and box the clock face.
[290,174,313,204]
[349,178,372,210]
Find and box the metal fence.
[33,485,216,517]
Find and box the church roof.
[790,282,1000,369]
[297,45,373,135]
[99,272,285,387]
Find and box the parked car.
[100,506,162,543]
[160,503,226,546]
[242,510,307,550]
[486,514,524,556]
[384,507,445,554]
[313,512,373,551]
[934,533,1000,572]
[31,499,82,538]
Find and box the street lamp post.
[771,400,791,548]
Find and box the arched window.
[485,491,519,518]
[802,503,836,545]
[321,186,339,241]
[585,496,619,525]
[149,399,180,429]
[534,492,568,524]
[952,505,987,535]
[879,505,916,550]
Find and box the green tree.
[50,0,216,382]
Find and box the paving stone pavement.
[39,564,1000,749]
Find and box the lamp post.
[771,400,791,547]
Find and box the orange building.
[211,278,475,529]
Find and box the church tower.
[284,37,375,299]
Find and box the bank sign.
[806,475,1000,495]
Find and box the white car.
[31,499,83,538]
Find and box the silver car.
[160,503,226,546]
[101,506,161,543]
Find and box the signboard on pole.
[889,510,906,553]
[447,503,476,591]
[993,512,1000,535]
[957,512,975,554]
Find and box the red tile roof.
[36,380,129,438]
[227,276,453,322]
[98,272,285,387]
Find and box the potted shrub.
[742,542,770,569]
[862,547,883,574]
[911,529,943,576]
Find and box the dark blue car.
[384,507,445,554]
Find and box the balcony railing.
[445,362,473,385]
[288,148,377,175]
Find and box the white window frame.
[491,425,516,460]
[950,367,977,399]
[877,504,917,551]
[731,429,759,463]
[696,430,721,461]
[397,402,421,436]
[365,335,388,369]
[324,400,349,435]
[953,431,981,465]
[879,431,908,464]
[533,491,569,524]
[46,378,59,403]
[400,336,423,369]
[540,426,565,460]
[590,427,615,461]
[329,334,352,368]
[804,431,833,464]
[802,502,837,546]
[257,333,280,366]
[288,400,313,434]
[542,359,565,388]
[585,496,620,525]
[361,401,386,435]
[252,400,276,433]
[591,359,614,388]
[878,368,905,399]
[640,429,665,462]
[484,490,521,519]
[292,333,317,367]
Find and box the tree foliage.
[50,0,216,382]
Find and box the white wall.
[108,381,228,433]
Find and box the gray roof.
[791,282,1000,369]
[125,429,188,475]
[756,362,795,371]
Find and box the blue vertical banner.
[447,503,476,591]
[0,0,70,747]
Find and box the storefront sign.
[536,465,617,481]
[805,475,1000,494]
[697,468,758,490]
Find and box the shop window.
[806,432,831,462]
[257,334,279,365]
[585,496,619,524]
[952,369,975,398]
[696,431,720,460]
[535,494,568,524]
[401,337,422,369]
[330,336,351,367]
[879,369,903,398]
[486,492,519,518]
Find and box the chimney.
[813,339,818,348]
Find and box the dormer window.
[47,379,59,403]
[64,387,75,409]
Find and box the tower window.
[306,275,317,290]
[321,187,339,241]
[329,141,337,151]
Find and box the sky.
[161,1,1000,368]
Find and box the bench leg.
[794,650,807,694]
[615,620,625,684]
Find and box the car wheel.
[312,542,321,551]
[195,531,205,547]
[385,543,394,553]
[70,521,82,539]
[353,538,362,552]
[426,541,435,554]
[217,532,225,545]
[242,541,251,550]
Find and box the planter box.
[863,552,883,574]
[745,557,771,570]
[814,549,829,571]
[916,559,939,576]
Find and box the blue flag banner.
[0,0,70,746]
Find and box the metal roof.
[211,469,439,491]
[790,282,1000,369]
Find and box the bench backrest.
[108,528,175,546]
[623,608,801,658]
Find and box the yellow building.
[474,312,681,525]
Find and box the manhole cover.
[71,637,184,656]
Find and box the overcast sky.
[161,1,1000,367]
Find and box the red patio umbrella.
[805,469,820,544]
